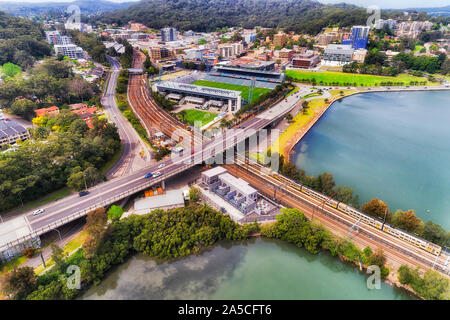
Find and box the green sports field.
[179,109,217,126]
[192,80,271,103]
[285,70,435,87]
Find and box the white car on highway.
[153,172,162,177]
[158,163,166,169]
[33,209,45,216]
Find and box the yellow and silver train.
[270,173,441,256]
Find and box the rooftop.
[134,189,185,214]
[157,81,241,99]
[202,166,227,178]
[218,172,257,196]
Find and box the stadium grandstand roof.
[214,66,283,77]
[156,81,241,99]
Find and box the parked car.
[79,191,89,197]
[145,173,153,178]
[33,209,45,216]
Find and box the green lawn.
[179,109,217,126]
[192,80,271,103]
[286,70,435,87]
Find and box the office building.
[292,51,321,68]
[244,33,257,43]
[323,44,354,64]
[342,26,370,50]
[161,27,177,42]
[54,44,84,59]
[273,32,287,47]
[150,47,173,61]
[45,31,61,45]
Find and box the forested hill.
[0,11,51,68]
[97,0,371,34]
[0,0,137,16]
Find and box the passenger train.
[269,173,442,256]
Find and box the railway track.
[127,50,202,149]
[226,161,449,277]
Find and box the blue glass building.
[342,26,370,50]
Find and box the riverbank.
[272,88,362,159]
[81,237,416,300]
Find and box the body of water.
[291,91,450,229]
[81,238,413,300]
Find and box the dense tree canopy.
[98,0,371,35]
[0,58,97,120]
[0,114,120,212]
[0,11,52,68]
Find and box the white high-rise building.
[54,44,84,59]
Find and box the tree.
[360,198,391,222]
[317,173,335,196]
[285,113,293,121]
[189,187,201,203]
[68,119,89,136]
[70,77,94,102]
[83,207,108,258]
[1,62,21,78]
[108,205,124,221]
[10,98,37,119]
[0,267,38,300]
[50,244,68,273]
[22,247,36,258]
[364,51,387,65]
[422,221,449,246]
[67,166,104,191]
[368,248,386,267]
[392,209,424,234]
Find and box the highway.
[0,89,300,251]
[101,56,149,178]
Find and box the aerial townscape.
[0,0,449,307]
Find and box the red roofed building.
[72,106,98,128]
[68,103,88,110]
[35,106,60,117]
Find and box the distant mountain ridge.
[0,0,137,16]
[97,0,371,34]
[404,5,450,17]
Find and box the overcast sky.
[319,0,449,9]
[0,0,448,9]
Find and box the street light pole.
[381,208,388,230]
[83,173,88,191]
[39,249,46,268]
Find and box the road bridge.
[0,89,299,261]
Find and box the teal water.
[291,91,450,229]
[81,238,413,300]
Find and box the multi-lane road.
[101,56,149,178]
[0,90,301,251]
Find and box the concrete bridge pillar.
[162,180,165,190]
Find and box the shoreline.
[283,86,450,162]
[282,89,364,160]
